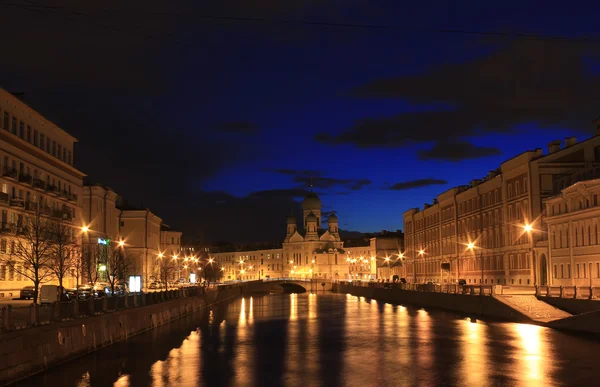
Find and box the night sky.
[2,1,600,244]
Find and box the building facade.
[544,179,600,287]
[404,128,600,286]
[0,88,84,295]
[80,185,182,289]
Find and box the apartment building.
[0,89,84,295]
[404,127,600,286]
[544,179,600,287]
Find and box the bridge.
[220,278,334,293]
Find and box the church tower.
[305,211,319,241]
[302,180,322,229]
[328,212,339,234]
[286,210,297,237]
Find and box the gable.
[289,231,304,243]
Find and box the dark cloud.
[272,169,371,191]
[248,188,313,199]
[215,121,259,134]
[317,40,600,156]
[418,141,502,162]
[388,179,448,191]
[272,169,323,177]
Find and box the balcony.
[33,179,45,191]
[46,185,58,196]
[18,173,32,186]
[25,201,38,212]
[69,193,78,203]
[2,168,17,180]
[0,192,8,204]
[9,198,25,208]
[0,223,16,234]
[51,208,73,221]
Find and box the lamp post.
[467,242,484,292]
[416,249,424,283]
[523,223,535,285]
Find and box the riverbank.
[334,282,532,322]
[0,285,243,386]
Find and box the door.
[540,254,548,286]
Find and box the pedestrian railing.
[535,284,597,300]
[0,287,203,334]
[339,281,495,296]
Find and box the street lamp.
[467,242,484,289]
[523,223,535,284]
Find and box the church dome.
[306,212,318,222]
[302,191,322,210]
[328,212,338,223]
[286,214,297,224]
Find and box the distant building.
[544,179,600,287]
[213,191,402,281]
[0,88,84,295]
[404,126,600,286]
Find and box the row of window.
[1,109,73,166]
[2,155,74,196]
[553,262,600,279]
[552,223,600,249]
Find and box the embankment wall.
[334,283,532,322]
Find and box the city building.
[213,191,402,281]
[404,126,600,286]
[544,179,600,287]
[0,88,84,295]
[81,185,182,289]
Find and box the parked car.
[64,288,78,301]
[20,286,35,300]
[40,285,61,304]
[149,282,160,290]
[457,279,467,286]
[77,284,93,300]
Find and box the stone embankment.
[335,282,600,335]
[0,285,243,386]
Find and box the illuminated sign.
[129,275,141,292]
[189,273,196,284]
[98,238,110,245]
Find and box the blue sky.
[1,1,599,243]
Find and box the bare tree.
[82,243,101,286]
[70,246,83,289]
[105,246,136,295]
[157,256,176,291]
[201,262,223,286]
[0,211,54,304]
[48,219,76,291]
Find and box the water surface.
[20,293,599,386]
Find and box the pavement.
[0,299,34,307]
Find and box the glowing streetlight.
[183,265,188,269]
[311,259,315,263]
[173,254,178,260]
[523,223,532,233]
[118,240,125,247]
[370,256,375,261]
[418,249,425,256]
[467,242,475,250]
[385,256,390,262]
[239,260,244,265]
[220,267,225,271]
[208,258,214,264]
[249,265,253,270]
[289,260,294,264]
[158,253,164,259]
[399,253,404,259]
[81,226,89,233]
[240,269,245,274]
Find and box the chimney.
[548,140,561,154]
[432,198,438,205]
[470,179,480,187]
[487,171,496,179]
[564,137,577,147]
[423,203,430,209]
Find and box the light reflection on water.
[21,293,600,387]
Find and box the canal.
[18,293,600,386]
